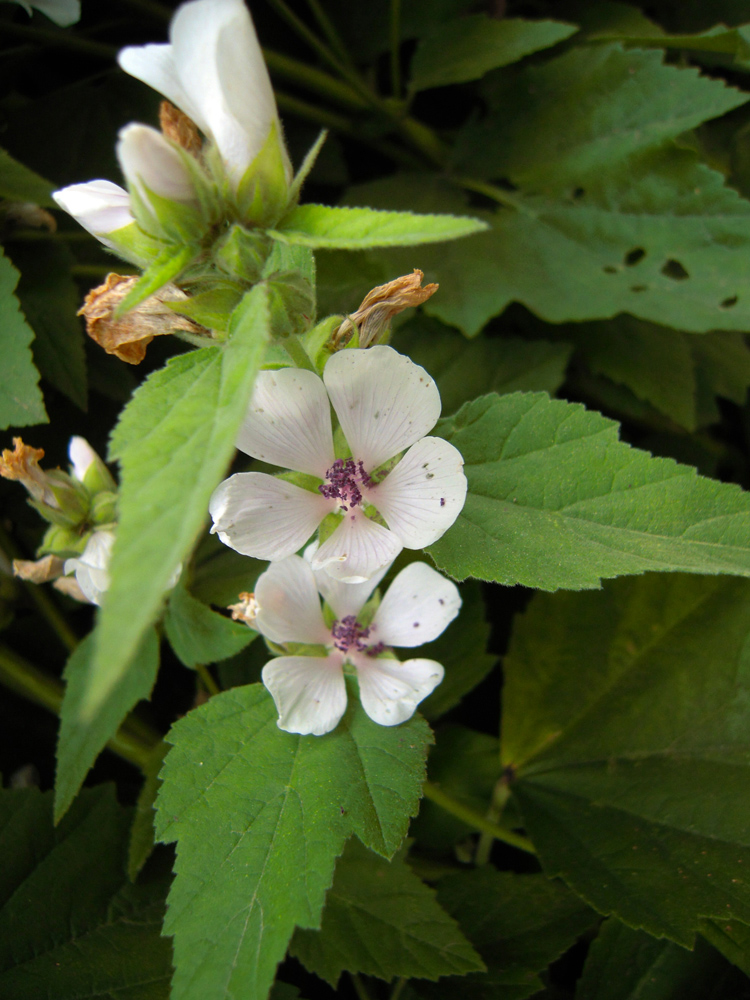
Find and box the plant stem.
[452,175,529,214]
[265,0,362,93]
[390,0,402,98]
[303,0,353,69]
[422,781,536,855]
[264,48,368,111]
[0,21,116,58]
[390,977,407,1000]
[70,264,122,279]
[475,777,511,865]
[283,334,317,372]
[0,645,157,770]
[350,973,373,1000]
[0,525,78,654]
[195,662,221,697]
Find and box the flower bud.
[52,180,134,240]
[69,436,117,494]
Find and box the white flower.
[68,436,98,483]
[118,0,290,189]
[117,123,198,206]
[254,553,460,735]
[209,346,468,583]
[52,180,134,243]
[65,530,115,607]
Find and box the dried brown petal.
[229,591,259,627]
[4,201,57,232]
[334,269,438,349]
[160,100,202,157]
[79,273,210,365]
[13,554,65,584]
[0,437,57,504]
[53,575,89,603]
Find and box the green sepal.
[214,224,270,282]
[165,284,243,332]
[265,270,315,338]
[79,453,117,496]
[127,177,206,245]
[114,244,196,317]
[276,470,323,493]
[288,129,328,207]
[300,314,343,373]
[106,221,166,268]
[236,121,291,227]
[90,490,117,526]
[318,511,341,546]
[38,523,87,557]
[263,240,315,292]
[332,426,350,459]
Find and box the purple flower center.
[318,458,374,511]
[331,614,385,658]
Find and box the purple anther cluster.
[318,458,373,511]
[331,615,385,657]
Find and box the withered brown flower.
[334,268,438,349]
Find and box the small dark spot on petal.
[413,622,419,627]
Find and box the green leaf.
[164,578,256,668]
[11,241,87,410]
[155,682,432,1000]
[430,391,750,590]
[0,146,54,205]
[270,203,487,249]
[0,247,47,429]
[0,785,172,998]
[85,283,270,719]
[561,317,750,431]
[417,868,596,1000]
[418,581,496,720]
[128,740,168,882]
[191,532,265,607]
[290,839,484,985]
[577,919,743,1000]
[395,316,572,414]
[699,917,750,977]
[411,726,500,850]
[410,16,577,91]
[503,574,750,945]
[115,244,195,316]
[55,628,159,823]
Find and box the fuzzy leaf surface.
[0,247,46,429]
[85,284,269,718]
[55,628,160,823]
[290,838,483,985]
[504,574,750,945]
[430,391,750,589]
[271,203,487,249]
[164,578,256,668]
[155,682,432,1000]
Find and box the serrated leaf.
[418,581,496,720]
[395,316,572,415]
[290,838,483,985]
[0,785,172,998]
[155,681,432,1000]
[128,740,168,882]
[429,391,750,590]
[0,146,54,204]
[55,628,160,823]
[503,574,750,945]
[411,726,500,850]
[11,241,87,410]
[164,578,256,668]
[270,203,487,249]
[577,919,743,1000]
[0,247,47,429]
[84,284,270,720]
[415,868,596,1000]
[410,16,577,91]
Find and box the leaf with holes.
[503,573,750,945]
[430,391,750,590]
[155,682,432,1000]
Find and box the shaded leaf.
[0,247,46,429]
[0,147,54,205]
[164,577,256,668]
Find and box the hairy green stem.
[0,645,157,770]
[423,781,536,855]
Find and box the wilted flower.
[210,346,467,583]
[250,552,460,735]
[334,269,439,350]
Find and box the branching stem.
[423,781,536,855]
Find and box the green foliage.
[55,628,159,823]
[0,785,172,998]
[503,574,750,945]
[409,16,578,90]
[0,247,46,429]
[155,682,432,1000]
[431,391,750,589]
[271,203,488,249]
[0,146,54,204]
[290,838,484,984]
[164,577,256,668]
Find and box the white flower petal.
[117,124,196,203]
[365,437,467,548]
[236,368,334,477]
[305,540,392,619]
[370,562,461,648]
[262,655,347,735]
[209,472,332,560]
[64,529,116,606]
[354,655,444,726]
[68,436,97,483]
[254,555,330,645]
[118,44,205,134]
[52,180,133,237]
[311,507,402,584]
[324,346,441,472]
